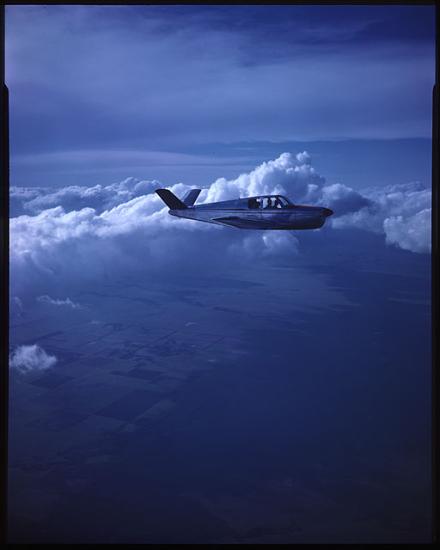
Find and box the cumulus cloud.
[321,183,372,216]
[200,152,430,253]
[332,180,431,253]
[9,344,57,373]
[10,186,47,217]
[10,177,162,217]
[384,208,431,254]
[228,231,300,260]
[202,152,326,204]
[9,150,369,221]
[9,152,431,302]
[37,295,82,309]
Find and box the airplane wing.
[212,216,276,229]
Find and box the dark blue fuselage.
[156,190,333,230]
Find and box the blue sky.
[5,4,435,187]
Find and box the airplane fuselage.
[170,204,332,230]
[155,189,333,230]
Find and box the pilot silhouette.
[265,198,273,209]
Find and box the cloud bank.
[332,180,431,254]
[9,344,57,373]
[10,152,431,301]
[10,177,161,217]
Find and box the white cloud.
[202,152,326,204]
[332,180,431,253]
[227,231,300,260]
[37,295,82,309]
[384,208,431,254]
[321,183,371,216]
[9,344,57,373]
[9,152,431,302]
[8,151,338,296]
[10,177,162,217]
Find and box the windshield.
[277,196,292,207]
[248,195,294,209]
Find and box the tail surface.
[183,188,201,207]
[155,189,187,210]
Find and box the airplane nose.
[322,207,334,217]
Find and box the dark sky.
[5,5,435,186]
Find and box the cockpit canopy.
[248,195,294,209]
[194,194,294,210]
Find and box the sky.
[6,4,435,544]
[5,4,436,187]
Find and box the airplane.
[155,188,333,230]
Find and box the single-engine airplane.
[155,188,333,230]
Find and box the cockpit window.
[263,197,274,209]
[277,196,292,208]
[248,195,293,209]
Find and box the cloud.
[10,186,47,217]
[203,152,326,203]
[332,180,431,253]
[10,177,161,217]
[9,152,431,303]
[37,295,82,309]
[321,183,372,216]
[9,344,57,373]
[227,231,300,260]
[384,208,431,254]
[9,152,358,280]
